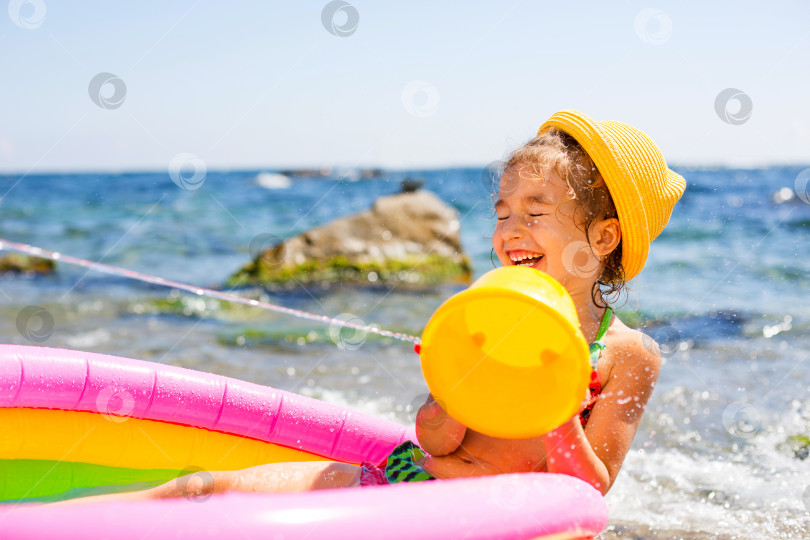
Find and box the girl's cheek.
[491,240,504,261]
[491,232,508,266]
[492,224,503,247]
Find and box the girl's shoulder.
[599,315,662,387]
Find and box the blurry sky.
[1,0,808,172]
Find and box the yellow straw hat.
[538,110,686,281]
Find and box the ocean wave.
[606,448,810,539]
[253,172,291,189]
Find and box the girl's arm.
[415,394,467,456]
[541,330,661,495]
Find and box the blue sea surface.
[1,166,810,538]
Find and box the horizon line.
[2,161,810,177]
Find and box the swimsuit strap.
[580,307,613,427]
[588,307,613,369]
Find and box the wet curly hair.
[500,128,626,307]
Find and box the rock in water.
[0,254,56,275]
[227,190,472,289]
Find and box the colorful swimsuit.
[359,441,434,486]
[579,307,613,427]
[361,307,614,486]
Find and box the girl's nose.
[498,214,525,241]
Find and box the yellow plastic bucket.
[419,266,590,438]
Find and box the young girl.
[67,109,685,502]
[416,109,686,494]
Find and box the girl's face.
[493,166,601,289]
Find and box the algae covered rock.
[783,435,809,460]
[228,188,472,289]
[0,254,55,275]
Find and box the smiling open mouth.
[509,252,543,267]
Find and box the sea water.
[1,167,809,538]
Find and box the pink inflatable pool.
[0,344,608,539]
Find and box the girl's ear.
[589,217,621,258]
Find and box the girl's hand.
[415,394,467,456]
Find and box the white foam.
[607,444,810,537]
[65,328,111,349]
[299,386,408,426]
[254,173,291,190]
